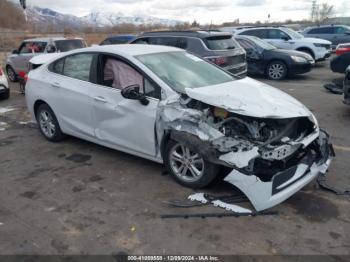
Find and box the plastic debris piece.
[212,200,252,213]
[188,193,208,204]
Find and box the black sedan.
[235,35,315,80]
[344,65,350,105]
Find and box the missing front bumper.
[224,130,334,211]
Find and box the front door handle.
[94,96,107,103]
[51,82,61,88]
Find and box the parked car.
[222,26,332,61]
[25,44,333,211]
[330,52,350,74]
[0,67,10,100]
[100,35,137,45]
[130,31,247,77]
[6,37,86,82]
[235,35,314,80]
[344,65,350,105]
[335,43,350,55]
[302,25,350,48]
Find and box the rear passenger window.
[240,29,267,38]
[51,59,64,74]
[49,53,94,81]
[63,54,93,81]
[309,27,334,34]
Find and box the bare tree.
[317,3,334,22]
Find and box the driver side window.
[100,55,161,99]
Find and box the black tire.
[266,61,288,80]
[36,104,65,142]
[6,66,18,82]
[1,89,10,100]
[164,139,219,188]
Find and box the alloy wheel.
[6,67,16,82]
[169,143,205,182]
[39,110,56,138]
[268,63,285,80]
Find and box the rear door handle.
[51,82,61,88]
[94,96,107,103]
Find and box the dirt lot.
[0,60,349,255]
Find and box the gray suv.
[130,31,247,77]
[6,37,86,82]
[303,25,350,48]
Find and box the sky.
[20,0,350,24]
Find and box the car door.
[11,42,34,73]
[265,29,292,49]
[91,55,160,156]
[47,53,96,139]
[236,38,262,74]
[334,26,350,45]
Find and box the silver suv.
[303,25,350,48]
[6,37,86,82]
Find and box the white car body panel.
[0,70,9,90]
[185,77,311,118]
[25,44,333,211]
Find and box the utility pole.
[311,0,318,22]
[20,0,26,9]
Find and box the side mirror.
[121,84,149,106]
[12,49,19,54]
[345,31,350,35]
[281,36,290,41]
[47,45,56,53]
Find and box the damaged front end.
[157,94,334,211]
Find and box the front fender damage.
[156,95,334,211]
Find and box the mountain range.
[23,5,182,31]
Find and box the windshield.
[136,51,235,93]
[54,39,86,52]
[282,28,304,39]
[248,36,276,50]
[204,36,240,50]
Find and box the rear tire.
[2,89,10,100]
[164,139,219,188]
[266,61,288,80]
[36,104,65,142]
[6,66,17,82]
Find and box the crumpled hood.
[185,77,312,118]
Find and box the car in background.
[6,37,86,82]
[130,30,247,77]
[302,25,350,48]
[344,65,350,105]
[335,43,350,55]
[0,67,10,100]
[100,35,137,45]
[222,26,332,62]
[25,44,333,211]
[330,52,350,74]
[235,35,314,80]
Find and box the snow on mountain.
[24,5,182,30]
[81,11,181,27]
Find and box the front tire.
[267,61,288,80]
[36,104,65,142]
[6,66,17,82]
[164,140,219,188]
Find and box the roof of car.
[82,44,183,56]
[139,30,232,38]
[106,34,137,39]
[24,37,83,42]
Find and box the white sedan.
[25,45,334,211]
[0,67,10,100]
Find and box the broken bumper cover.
[224,130,334,211]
